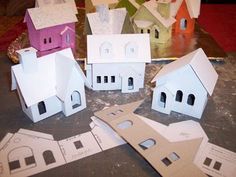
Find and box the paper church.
[11,47,90,122]
[85,7,134,35]
[151,48,218,119]
[86,33,151,93]
[24,2,78,57]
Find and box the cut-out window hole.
[213,161,222,171]
[115,109,123,114]
[25,156,36,166]
[159,92,167,108]
[155,29,159,39]
[128,77,134,90]
[104,76,108,83]
[9,160,20,171]
[187,94,195,106]
[38,101,46,115]
[139,138,156,150]
[44,38,47,44]
[147,29,150,33]
[97,76,101,83]
[117,120,133,130]
[43,150,56,165]
[168,152,180,162]
[74,140,83,149]
[111,76,115,83]
[108,112,116,116]
[203,157,212,166]
[162,157,172,166]
[49,37,52,43]
[141,29,143,33]
[175,90,183,102]
[71,91,81,109]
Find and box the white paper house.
[151,48,218,119]
[11,47,90,123]
[86,34,151,93]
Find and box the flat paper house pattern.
[11,47,90,123]
[151,48,218,119]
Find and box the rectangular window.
[104,76,108,83]
[111,76,115,83]
[97,76,101,83]
[74,140,83,149]
[44,38,47,44]
[203,157,212,166]
[49,37,52,43]
[213,161,222,171]
[25,156,36,165]
[9,160,20,171]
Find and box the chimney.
[157,0,171,19]
[96,4,110,23]
[17,47,38,74]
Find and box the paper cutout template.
[151,48,218,119]
[11,47,90,122]
[94,101,207,177]
[86,33,151,93]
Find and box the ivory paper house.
[151,48,218,119]
[24,3,78,56]
[86,34,151,93]
[133,0,176,43]
[11,47,90,123]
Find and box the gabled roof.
[142,0,176,28]
[25,3,78,30]
[11,48,89,107]
[87,34,151,64]
[152,48,218,95]
[170,0,201,18]
[86,8,127,34]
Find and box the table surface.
[0,50,235,177]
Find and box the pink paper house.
[24,3,78,56]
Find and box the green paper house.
[133,0,176,43]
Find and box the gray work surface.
[0,53,235,177]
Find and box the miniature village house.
[133,0,176,43]
[11,47,90,122]
[86,34,151,93]
[24,3,78,56]
[85,6,134,35]
[151,48,218,119]
[170,0,201,33]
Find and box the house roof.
[91,0,118,6]
[152,48,218,95]
[11,48,89,107]
[170,0,201,18]
[25,3,78,30]
[115,0,138,17]
[87,34,151,64]
[142,0,176,28]
[86,8,127,34]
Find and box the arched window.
[187,94,195,106]
[71,91,81,109]
[128,77,134,90]
[159,92,167,108]
[125,42,138,58]
[180,18,187,30]
[38,101,46,115]
[175,90,183,102]
[155,29,159,39]
[100,42,112,58]
[43,150,56,165]
[139,138,156,150]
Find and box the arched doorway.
[128,77,134,90]
[71,91,81,109]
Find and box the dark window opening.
[162,157,172,166]
[97,76,101,83]
[128,77,134,90]
[43,150,56,165]
[160,92,167,108]
[111,76,115,83]
[213,161,222,171]
[115,109,123,114]
[108,112,116,116]
[203,157,212,166]
[104,76,108,83]
[139,139,156,150]
[44,38,47,44]
[9,160,20,171]
[147,29,150,33]
[25,156,36,166]
[175,90,183,102]
[187,94,195,106]
[38,101,46,115]
[141,29,143,33]
[71,91,81,109]
[155,29,159,39]
[74,140,83,149]
[49,37,52,43]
